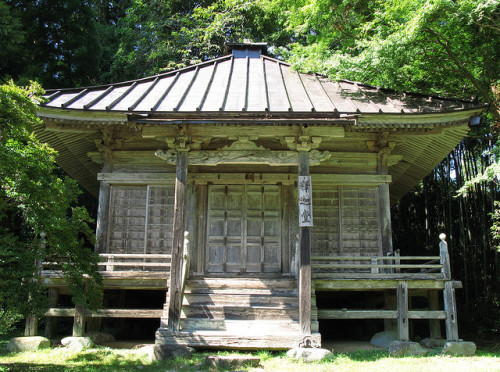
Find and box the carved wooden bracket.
[366,132,401,172]
[283,136,322,151]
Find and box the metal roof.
[42,54,483,116]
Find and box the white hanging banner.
[298,176,313,227]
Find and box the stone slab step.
[155,329,322,349]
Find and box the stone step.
[155,329,322,350]
[181,305,298,320]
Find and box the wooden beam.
[167,151,188,332]
[397,281,409,341]
[87,309,163,318]
[97,172,176,184]
[298,151,311,336]
[45,308,76,317]
[97,172,391,187]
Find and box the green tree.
[0,82,101,334]
[279,0,500,124]
[110,0,291,79]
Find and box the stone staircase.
[156,275,320,349]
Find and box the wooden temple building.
[35,42,485,348]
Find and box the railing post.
[394,249,401,273]
[371,257,379,273]
[439,233,451,280]
[439,233,459,341]
[106,255,115,272]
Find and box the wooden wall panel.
[311,188,340,257]
[311,187,379,260]
[107,185,175,257]
[108,186,147,255]
[340,188,379,257]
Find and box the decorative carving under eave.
[219,136,264,151]
[155,149,332,166]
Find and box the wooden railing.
[98,253,171,272]
[312,255,443,274]
[41,253,172,275]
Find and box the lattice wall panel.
[107,185,174,255]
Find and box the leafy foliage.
[279,0,500,124]
[0,82,101,334]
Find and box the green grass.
[0,338,499,372]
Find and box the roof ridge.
[260,54,291,67]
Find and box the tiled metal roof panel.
[42,54,482,115]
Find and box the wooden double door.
[206,184,282,273]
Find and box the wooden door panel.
[206,184,281,273]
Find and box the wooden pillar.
[397,281,409,340]
[375,142,393,258]
[73,304,86,337]
[298,151,311,335]
[428,290,442,339]
[167,151,188,332]
[378,183,393,256]
[25,255,43,337]
[24,315,38,337]
[96,160,112,253]
[44,288,59,339]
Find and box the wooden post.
[167,151,188,332]
[378,183,393,257]
[397,281,409,340]
[298,151,311,335]
[376,144,393,258]
[96,161,112,254]
[25,241,44,337]
[73,304,86,336]
[44,288,59,339]
[444,281,459,341]
[428,290,442,339]
[24,314,38,337]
